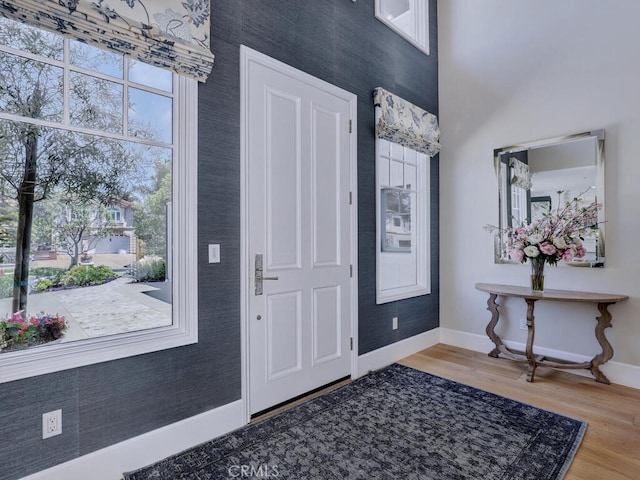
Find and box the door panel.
[266,291,302,380]
[246,53,354,415]
[266,89,301,270]
[312,285,342,364]
[312,105,341,267]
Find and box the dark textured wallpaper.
[0,2,438,479]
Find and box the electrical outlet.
[42,410,62,439]
[519,318,528,331]
[392,317,398,330]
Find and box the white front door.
[243,48,356,415]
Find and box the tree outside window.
[0,17,175,346]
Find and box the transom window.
[0,17,198,382]
[375,0,430,55]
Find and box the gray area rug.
[124,364,586,479]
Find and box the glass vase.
[530,257,545,292]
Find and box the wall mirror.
[375,0,430,55]
[494,130,605,267]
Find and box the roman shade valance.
[373,87,441,157]
[510,157,533,190]
[0,0,214,82]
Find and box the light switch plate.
[208,244,220,263]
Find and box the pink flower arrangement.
[500,194,599,267]
[0,311,68,352]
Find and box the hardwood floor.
[401,344,640,480]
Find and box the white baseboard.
[21,328,441,480]
[356,328,441,378]
[440,328,640,390]
[20,400,245,480]
[21,326,640,480]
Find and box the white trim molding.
[19,400,244,480]
[19,326,640,479]
[356,328,440,378]
[440,328,640,390]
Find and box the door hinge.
[350,337,353,351]
[349,119,352,133]
[349,191,352,205]
[349,264,353,277]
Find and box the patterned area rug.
[124,364,586,480]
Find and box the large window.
[0,18,198,382]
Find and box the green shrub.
[60,265,117,287]
[129,256,166,282]
[0,276,12,299]
[30,267,66,285]
[33,278,53,292]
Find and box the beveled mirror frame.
[494,129,605,267]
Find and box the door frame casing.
[239,45,359,422]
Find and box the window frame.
[375,0,430,56]
[110,206,123,223]
[0,30,198,384]
[375,134,431,304]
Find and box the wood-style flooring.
[252,343,640,479]
[401,344,640,480]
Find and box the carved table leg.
[525,298,538,382]
[485,293,503,357]
[591,302,615,384]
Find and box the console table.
[475,283,628,384]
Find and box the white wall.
[438,0,640,368]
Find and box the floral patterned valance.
[509,157,532,190]
[373,87,441,157]
[0,0,213,82]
